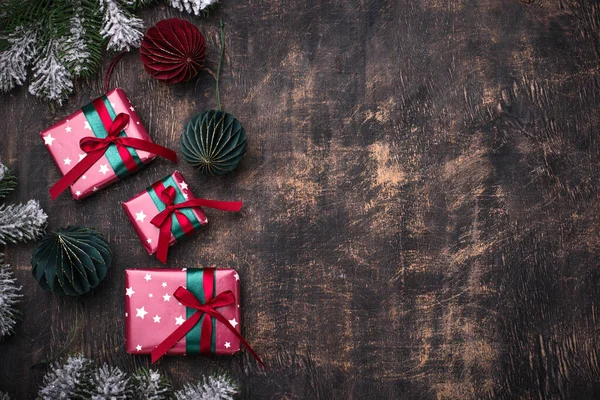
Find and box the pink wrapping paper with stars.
[40,88,158,200]
[122,170,207,256]
[125,268,242,358]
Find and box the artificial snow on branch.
[0,27,37,92]
[84,364,133,399]
[36,355,238,399]
[38,354,94,400]
[174,373,238,400]
[0,200,48,245]
[168,0,218,16]
[0,255,22,338]
[28,40,74,105]
[131,369,173,400]
[98,0,145,51]
[61,7,92,76]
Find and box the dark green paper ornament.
[181,110,247,175]
[31,226,111,296]
[181,19,247,175]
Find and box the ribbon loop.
[149,185,243,263]
[49,110,178,200]
[151,286,265,368]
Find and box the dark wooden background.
[2,0,600,398]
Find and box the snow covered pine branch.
[0,0,218,103]
[38,355,238,400]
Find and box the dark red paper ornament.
[140,19,207,84]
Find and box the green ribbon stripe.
[81,95,143,178]
[101,96,144,167]
[146,175,203,242]
[185,269,217,354]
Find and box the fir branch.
[167,0,218,16]
[131,369,173,400]
[28,39,74,104]
[98,0,144,52]
[127,0,158,8]
[174,372,238,400]
[83,364,133,400]
[0,200,47,246]
[0,392,11,400]
[0,163,17,199]
[38,354,94,400]
[0,27,37,92]
[0,254,22,338]
[60,4,93,77]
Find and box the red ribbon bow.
[150,186,243,263]
[49,113,178,200]
[151,286,265,367]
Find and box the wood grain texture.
[2,0,600,398]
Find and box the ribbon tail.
[181,199,243,212]
[49,150,104,200]
[151,313,201,363]
[209,311,267,369]
[156,217,172,264]
[117,137,178,163]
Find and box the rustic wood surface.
[2,0,600,398]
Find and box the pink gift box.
[122,170,208,256]
[40,88,156,199]
[125,268,242,356]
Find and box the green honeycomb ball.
[31,226,111,296]
[181,110,247,175]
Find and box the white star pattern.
[234,273,239,281]
[130,106,135,111]
[180,181,188,190]
[126,269,241,357]
[65,126,72,132]
[182,268,187,271]
[43,134,55,146]
[136,344,142,351]
[147,238,152,244]
[136,210,147,222]
[75,191,81,197]
[111,102,116,108]
[79,153,86,161]
[136,306,148,319]
[136,121,140,125]
[92,186,98,192]
[64,157,71,166]
[99,164,109,175]
[183,193,189,200]
[84,121,91,130]
[82,175,86,180]
[125,312,128,317]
